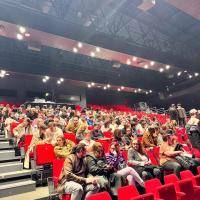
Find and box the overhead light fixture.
[177,71,182,76]
[1,70,6,75]
[19,26,26,34]
[88,84,91,88]
[90,52,95,57]
[165,65,170,70]
[45,93,49,97]
[96,47,100,52]
[138,88,141,92]
[149,90,152,93]
[134,90,137,93]
[103,86,107,90]
[126,59,131,65]
[44,76,49,80]
[57,80,61,84]
[194,72,199,77]
[60,78,64,82]
[150,61,155,66]
[73,47,78,53]
[42,78,47,83]
[118,88,121,91]
[77,42,83,48]
[107,84,110,88]
[146,91,149,95]
[91,82,95,86]
[159,68,164,72]
[17,33,23,40]
[144,64,149,69]
[184,70,187,73]
[121,86,124,90]
[25,33,30,37]
[189,75,193,79]
[132,57,137,61]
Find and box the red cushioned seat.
[64,133,77,144]
[145,178,162,194]
[103,131,113,138]
[86,191,112,200]
[180,170,200,186]
[35,144,55,165]
[10,122,20,136]
[118,185,154,200]
[197,166,200,174]
[62,194,71,200]
[53,159,65,187]
[24,134,33,152]
[96,139,112,153]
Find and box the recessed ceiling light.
[77,42,82,48]
[194,73,199,77]
[144,64,149,69]
[44,76,49,80]
[177,71,182,76]
[91,82,95,86]
[60,78,64,82]
[165,65,170,70]
[103,86,107,90]
[25,33,30,37]
[132,57,137,61]
[150,61,155,66]
[90,52,95,57]
[45,93,49,96]
[189,75,193,79]
[96,47,100,52]
[16,33,23,40]
[19,26,26,34]
[107,84,110,88]
[121,86,124,89]
[73,47,78,53]
[134,90,137,93]
[1,70,6,75]
[146,92,149,95]
[159,68,164,72]
[126,59,131,65]
[42,78,47,83]
[88,84,91,88]
[184,70,187,73]
[57,80,61,84]
[118,88,121,91]
[149,90,152,93]
[138,88,141,92]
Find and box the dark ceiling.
[0,0,199,95]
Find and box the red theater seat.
[24,134,33,152]
[53,159,64,187]
[197,166,200,174]
[35,144,55,165]
[103,131,113,138]
[97,139,112,153]
[64,133,77,144]
[180,170,200,186]
[118,185,154,200]
[86,192,112,200]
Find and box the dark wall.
[0,74,86,106]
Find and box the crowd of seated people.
[0,103,200,200]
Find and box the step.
[0,150,15,161]
[0,180,36,198]
[0,141,12,149]
[0,169,36,180]
[0,138,8,142]
[0,162,23,173]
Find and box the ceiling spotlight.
[19,26,26,34]
[159,68,164,72]
[44,76,49,80]
[107,84,110,88]
[121,86,124,90]
[45,93,49,97]
[1,70,6,75]
[96,47,100,52]
[132,57,137,61]
[103,86,107,90]
[165,65,170,70]
[25,33,30,37]
[126,59,131,65]
[60,78,64,82]
[57,80,61,84]
[16,33,23,40]
[118,88,121,91]
[73,47,78,53]
[42,78,47,83]
[184,70,187,73]
[189,75,193,79]
[194,73,199,77]
[149,90,152,93]
[144,64,149,69]
[134,90,137,93]
[91,82,95,86]
[138,88,141,92]
[150,61,155,66]
[177,71,182,76]
[77,42,83,48]
[90,52,95,57]
[146,92,149,95]
[88,84,91,88]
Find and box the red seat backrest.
[35,144,55,165]
[180,170,200,186]
[53,159,65,187]
[145,149,159,166]
[10,122,20,136]
[103,131,113,138]
[156,183,178,200]
[145,178,162,194]
[64,133,77,144]
[197,166,200,174]
[178,179,195,199]
[24,135,33,152]
[97,139,112,153]
[130,194,154,200]
[118,185,140,200]
[86,191,112,200]
[164,174,180,191]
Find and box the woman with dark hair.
[54,135,75,158]
[113,129,125,149]
[128,139,161,181]
[142,126,157,149]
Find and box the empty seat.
[145,178,162,194]
[86,191,112,200]
[197,166,200,174]
[103,131,113,138]
[24,134,33,152]
[52,159,65,187]
[180,170,200,186]
[35,144,55,166]
[64,133,77,144]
